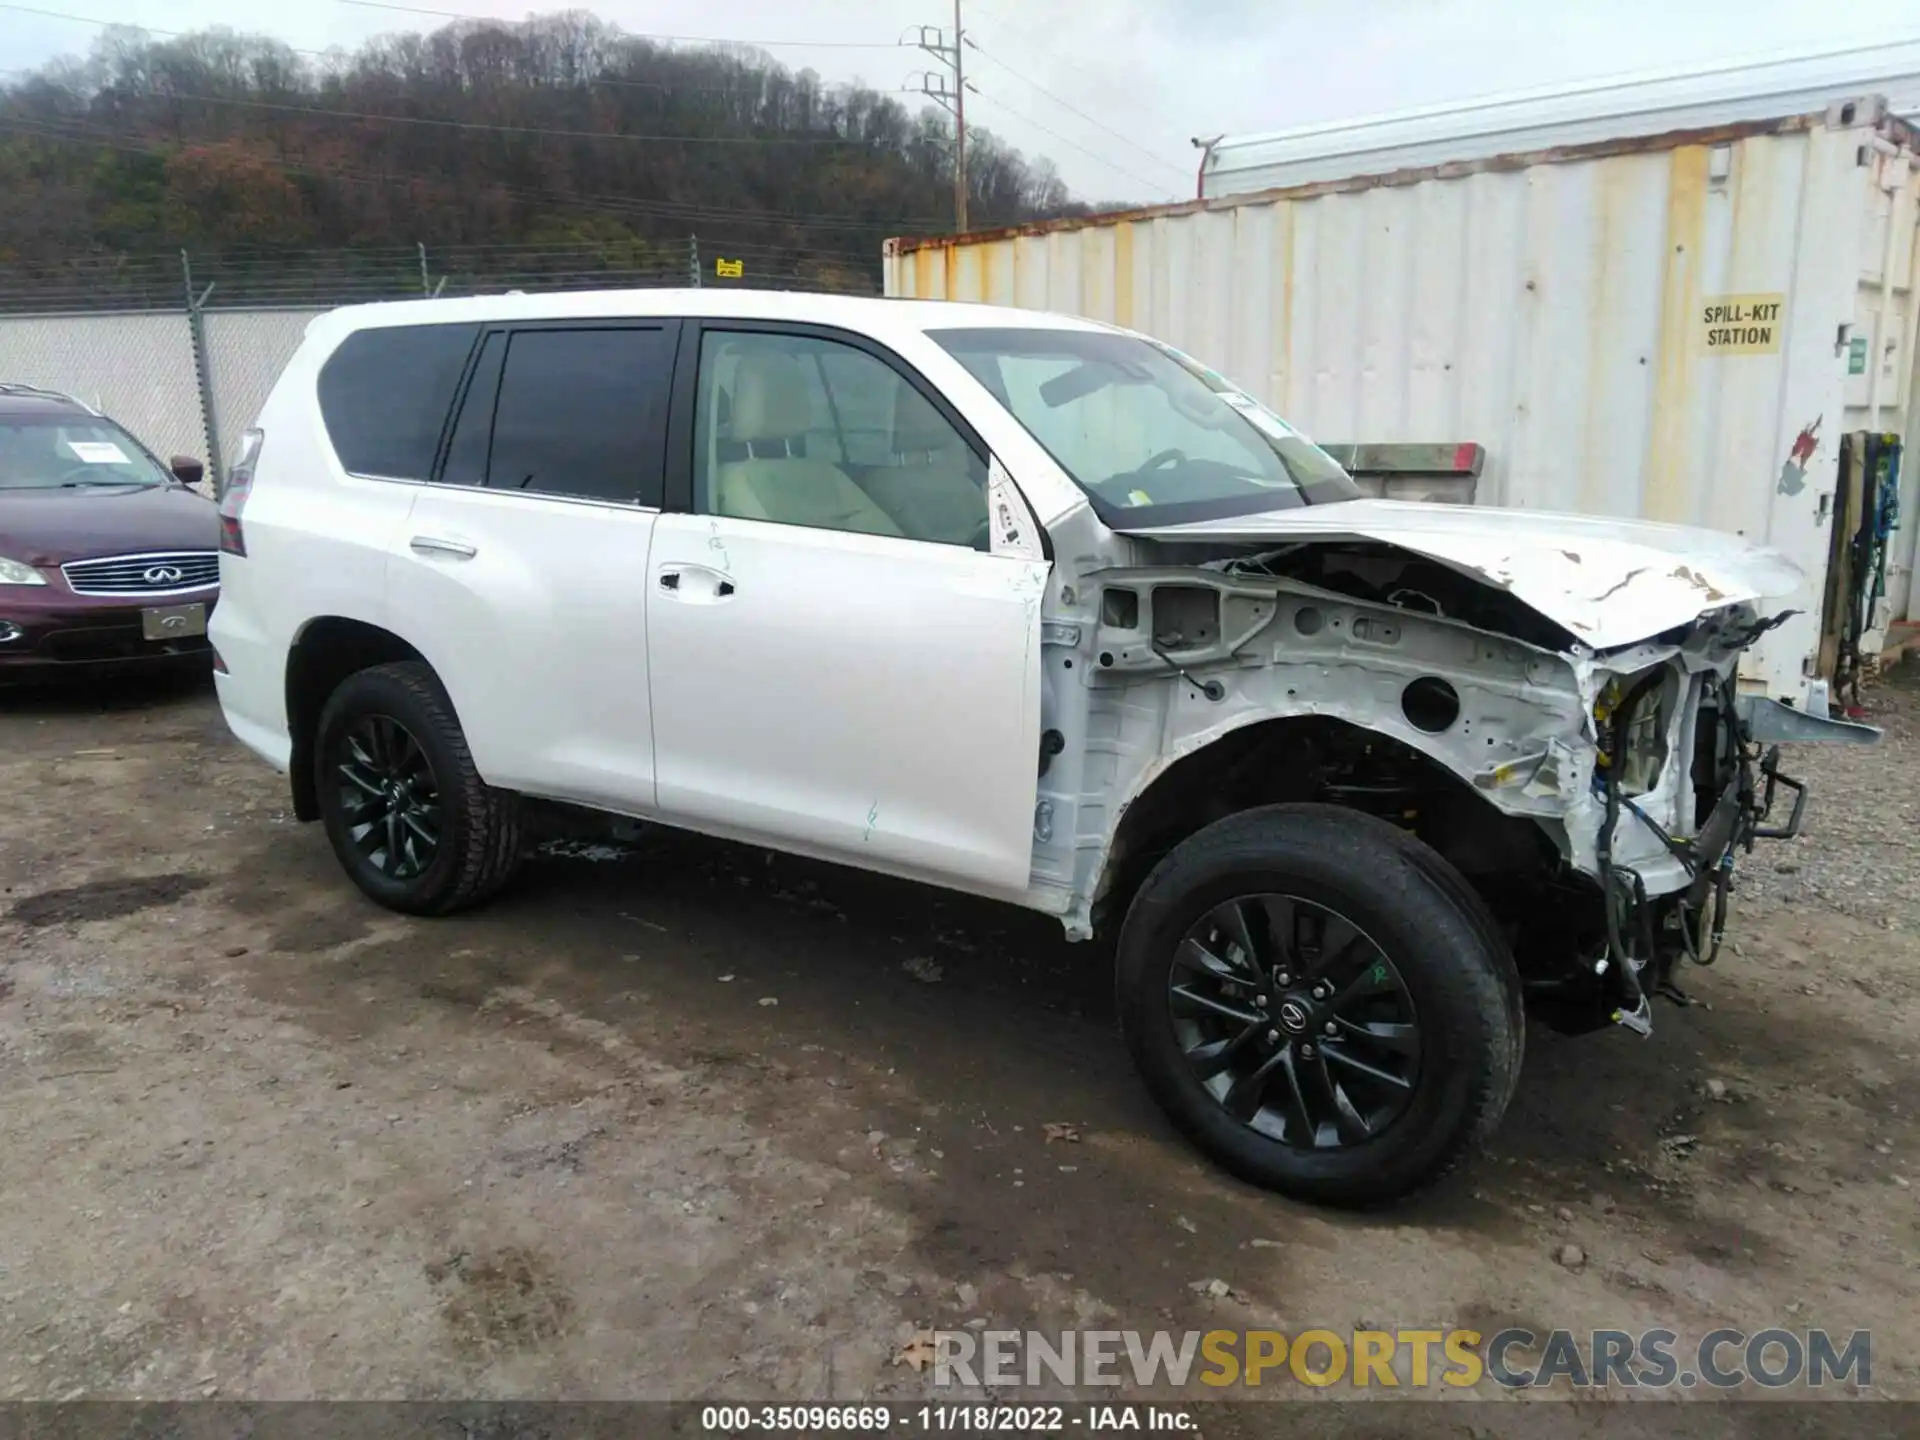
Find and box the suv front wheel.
[314,660,523,916]
[1117,805,1521,1207]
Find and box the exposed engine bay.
[1032,522,1879,1038]
[1210,539,1581,653]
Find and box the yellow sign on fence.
[714,258,744,279]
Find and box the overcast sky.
[4,0,1919,203]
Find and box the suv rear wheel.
[1116,804,1520,1207]
[314,660,523,915]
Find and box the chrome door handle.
[410,535,477,559]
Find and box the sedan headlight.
[0,556,47,586]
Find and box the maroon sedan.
[0,385,219,678]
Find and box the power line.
[963,36,1189,183]
[967,86,1176,197]
[0,0,201,40]
[965,0,1194,137]
[140,89,881,146]
[337,0,901,50]
[0,114,948,233]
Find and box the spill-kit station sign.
[1698,293,1785,355]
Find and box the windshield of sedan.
[0,418,172,490]
[930,327,1358,525]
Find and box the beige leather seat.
[857,384,988,547]
[711,351,901,536]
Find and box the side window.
[483,327,674,502]
[694,329,988,548]
[318,323,477,480]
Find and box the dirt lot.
[2,665,1919,1423]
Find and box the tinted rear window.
[318,323,478,479]
[483,327,674,501]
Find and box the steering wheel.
[53,464,107,487]
[1138,448,1189,472]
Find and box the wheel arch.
[284,615,432,820]
[1087,712,1558,938]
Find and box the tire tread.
[316,660,522,916]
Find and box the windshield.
[0,417,173,491]
[930,327,1358,525]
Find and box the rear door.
[644,321,1049,893]
[387,320,679,811]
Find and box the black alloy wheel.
[333,713,442,881]
[314,660,523,916]
[1116,804,1521,1207]
[1170,896,1420,1149]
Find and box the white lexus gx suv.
[212,289,1870,1206]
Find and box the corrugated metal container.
[884,93,1920,702]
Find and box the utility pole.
[952,0,967,234]
[905,4,970,232]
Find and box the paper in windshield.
[66,440,131,465]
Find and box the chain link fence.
[0,311,204,463]
[0,238,879,479]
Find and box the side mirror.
[170,455,205,487]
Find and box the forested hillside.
[0,10,1100,296]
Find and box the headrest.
[730,351,814,443]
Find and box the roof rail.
[0,382,96,413]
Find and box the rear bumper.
[0,586,218,678]
[206,585,292,772]
[214,672,294,772]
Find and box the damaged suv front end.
[1088,501,1880,1045]
[932,323,1877,1054]
[934,317,1882,1201]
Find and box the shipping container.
[883,75,1920,704]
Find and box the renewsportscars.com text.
[931,1327,1871,1390]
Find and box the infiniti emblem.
[143,565,186,585]
[1277,999,1310,1033]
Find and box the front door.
[386,320,679,811]
[645,323,1049,892]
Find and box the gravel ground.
[1,671,1917,1431]
[1736,662,1920,930]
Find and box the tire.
[1381,831,1527,1108]
[1116,804,1520,1207]
[314,660,523,916]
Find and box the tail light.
[220,428,262,557]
